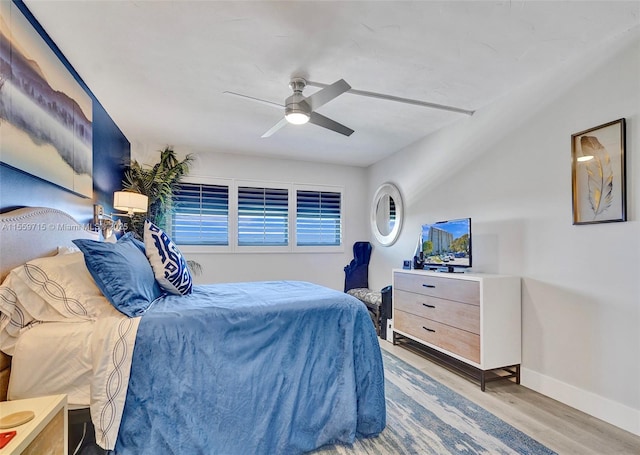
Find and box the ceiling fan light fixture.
[285,109,310,125]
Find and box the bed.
[0,207,386,454]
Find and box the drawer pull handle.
[422,326,435,333]
[422,284,436,288]
[422,303,435,308]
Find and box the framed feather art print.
[571,118,626,225]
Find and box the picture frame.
[0,1,93,198]
[571,118,626,225]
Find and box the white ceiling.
[24,1,640,167]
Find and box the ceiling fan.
[225,78,354,138]
[224,77,474,138]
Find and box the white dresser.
[392,269,521,390]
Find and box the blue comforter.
[114,281,386,454]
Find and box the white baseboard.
[521,367,639,437]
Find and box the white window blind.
[296,190,342,246]
[238,186,288,246]
[172,183,229,245]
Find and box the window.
[237,186,288,246]
[296,190,341,246]
[172,180,342,251]
[172,183,229,245]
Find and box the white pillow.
[0,274,42,355]
[143,220,193,295]
[1,272,60,325]
[57,245,81,255]
[0,251,113,355]
[10,252,113,321]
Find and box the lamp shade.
[113,191,148,216]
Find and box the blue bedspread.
[113,281,386,454]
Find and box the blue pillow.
[143,220,193,295]
[73,233,163,317]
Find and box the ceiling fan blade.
[303,79,351,111]
[309,112,354,137]
[306,80,475,116]
[261,117,289,138]
[223,91,284,109]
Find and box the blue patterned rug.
[314,349,556,455]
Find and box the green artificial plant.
[121,147,201,275]
[121,146,193,239]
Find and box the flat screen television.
[418,218,471,272]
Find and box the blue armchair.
[344,241,372,292]
[344,242,383,335]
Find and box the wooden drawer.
[394,272,479,305]
[395,289,480,334]
[395,310,480,363]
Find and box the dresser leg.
[481,371,486,391]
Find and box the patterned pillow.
[143,220,193,295]
[10,252,113,321]
[0,251,117,355]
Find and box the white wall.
[131,146,370,291]
[368,28,640,435]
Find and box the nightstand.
[0,394,67,455]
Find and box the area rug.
[314,349,556,455]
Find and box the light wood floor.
[380,341,640,455]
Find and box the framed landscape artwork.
[0,1,93,198]
[571,118,626,225]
